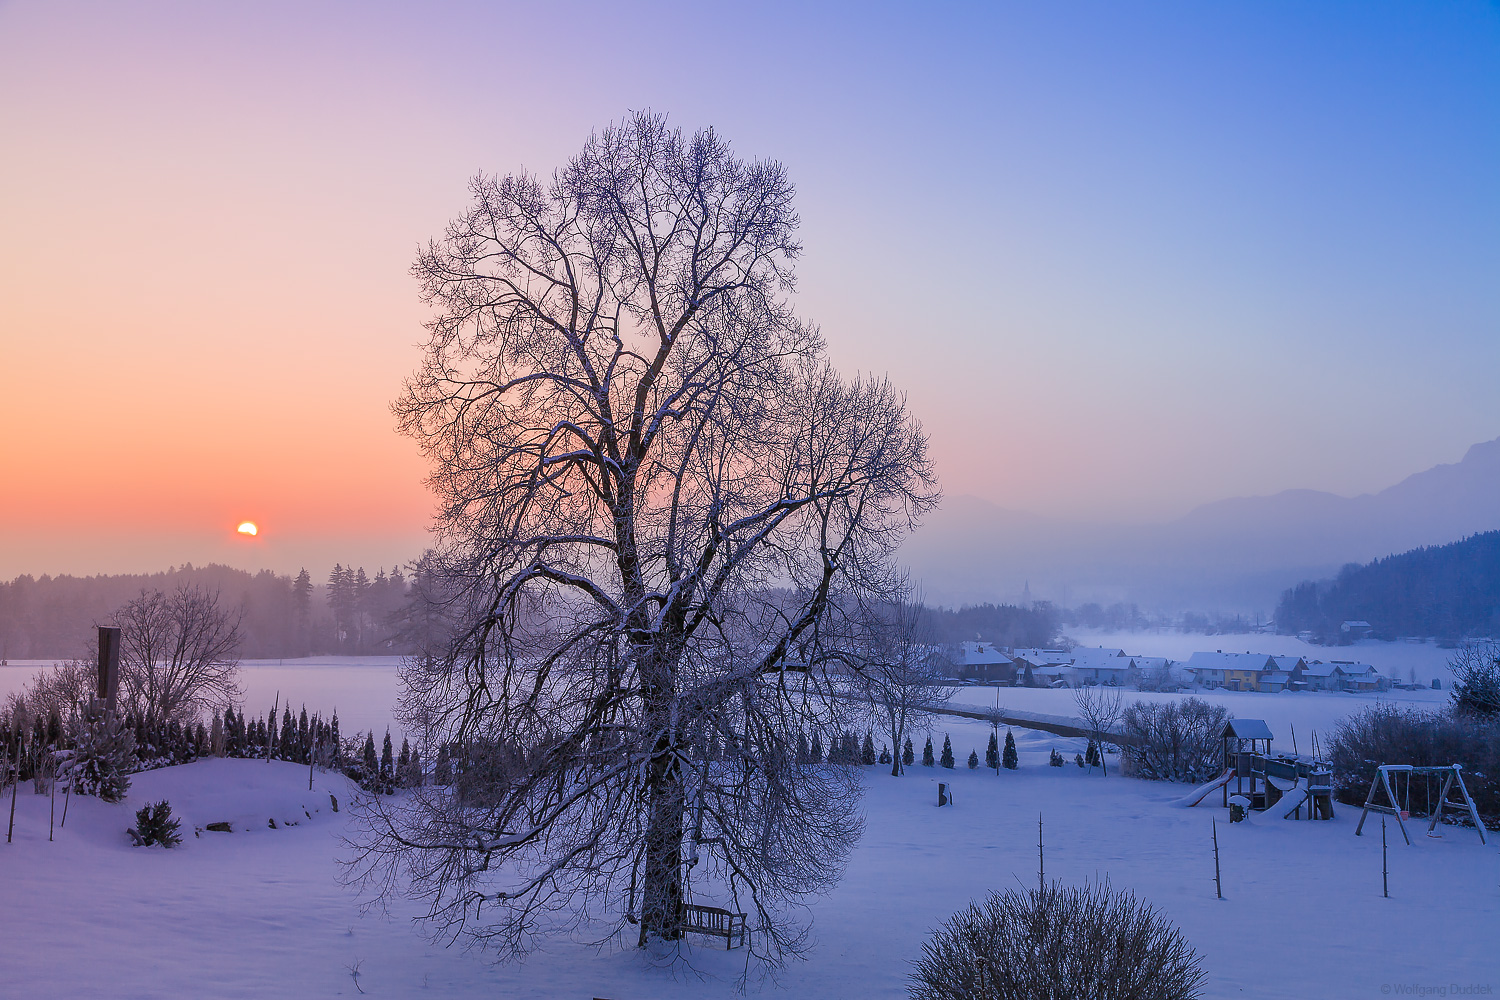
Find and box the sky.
[2,1,1497,581]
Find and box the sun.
[236,521,258,537]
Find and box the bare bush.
[909,883,1207,1000]
[1450,641,1500,718]
[1073,685,1123,775]
[1121,698,1228,782]
[1329,703,1500,826]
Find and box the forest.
[0,562,418,659]
[1275,530,1500,643]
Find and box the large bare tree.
[356,113,938,966]
[115,586,242,727]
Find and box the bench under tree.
[682,903,748,949]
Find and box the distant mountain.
[900,436,1500,613]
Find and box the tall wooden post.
[97,626,121,715]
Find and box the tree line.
[0,561,430,659]
[1275,530,1500,643]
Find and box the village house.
[956,641,1016,684]
[1185,651,1278,691]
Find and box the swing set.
[1354,764,1488,846]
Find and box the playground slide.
[1276,779,1311,819]
[1176,769,1234,807]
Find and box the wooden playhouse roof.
[1223,719,1274,741]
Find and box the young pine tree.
[879,744,892,765]
[940,734,956,769]
[810,731,824,764]
[861,731,877,765]
[967,749,979,769]
[362,732,378,776]
[922,736,935,767]
[796,731,811,766]
[903,737,915,767]
[380,730,395,785]
[1003,729,1019,770]
[986,730,1000,770]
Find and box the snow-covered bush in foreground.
[909,883,1206,1000]
[1120,697,1228,783]
[128,800,182,848]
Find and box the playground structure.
[1354,764,1488,846]
[1179,719,1335,820]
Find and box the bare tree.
[858,594,951,776]
[115,586,243,727]
[1073,685,1123,776]
[351,113,938,968]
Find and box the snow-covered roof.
[1127,656,1170,671]
[1186,651,1276,672]
[1070,647,1126,669]
[1224,719,1274,740]
[1301,660,1339,677]
[1330,661,1378,676]
[959,641,1014,666]
[1010,648,1069,666]
[1271,656,1305,671]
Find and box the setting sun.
[236,521,258,536]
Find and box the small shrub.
[940,735,955,769]
[129,800,183,848]
[922,736,935,767]
[1050,748,1065,767]
[967,749,979,769]
[909,883,1207,1000]
[1002,729,1018,770]
[903,737,914,767]
[1075,752,1085,768]
[68,711,136,803]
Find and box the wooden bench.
[682,903,747,949]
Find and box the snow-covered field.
[4,714,1497,999]
[3,637,1494,998]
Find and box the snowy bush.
[1002,730,1018,770]
[128,800,182,848]
[939,735,955,769]
[1049,748,1065,767]
[967,749,979,769]
[67,711,136,803]
[1119,698,1227,782]
[908,883,1207,1000]
[922,736,935,767]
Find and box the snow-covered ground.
[4,729,1497,998]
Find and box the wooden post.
[1212,817,1223,899]
[97,626,121,715]
[7,735,18,843]
[1380,821,1392,899]
[1037,812,1044,893]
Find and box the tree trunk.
[638,751,686,945]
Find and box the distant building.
[957,641,1016,684]
[1186,651,1279,691]
[1341,620,1374,640]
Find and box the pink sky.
[2,1,1496,580]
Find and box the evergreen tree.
[986,730,1000,770]
[380,729,395,785]
[810,730,824,764]
[1075,752,1086,768]
[362,732,378,775]
[434,742,452,784]
[1049,748,1065,767]
[940,734,955,769]
[1003,729,1019,770]
[330,712,341,766]
[861,731,877,765]
[1086,738,1101,767]
[922,736,935,767]
[903,737,915,767]
[292,568,314,653]
[967,749,979,769]
[796,731,810,765]
[879,744,892,765]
